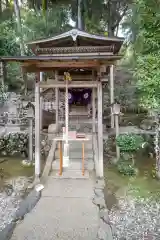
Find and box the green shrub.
[116,133,144,152]
[117,161,137,176]
[0,132,28,156]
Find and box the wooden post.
[97,81,103,178]
[92,70,96,134]
[115,114,120,159]
[35,77,41,177]
[82,142,85,176]
[28,118,33,162]
[59,141,63,175]
[92,88,96,133]
[110,65,114,128]
[40,72,43,130]
[55,70,59,130]
[63,77,69,167]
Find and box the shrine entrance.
[68,88,92,117]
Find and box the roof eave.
[26,28,124,46]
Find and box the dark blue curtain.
[68,89,92,105]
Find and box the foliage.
[116,134,144,152]
[0,20,20,56]
[22,7,71,42]
[40,0,131,36]
[0,84,9,103]
[117,159,137,176]
[6,62,23,90]
[128,0,160,109]
[0,132,28,156]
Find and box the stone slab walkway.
[11,177,99,240]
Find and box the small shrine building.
[0,28,124,178]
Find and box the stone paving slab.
[55,151,93,159]
[52,159,94,171]
[11,178,99,240]
[42,178,95,198]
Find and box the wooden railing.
[58,139,87,176]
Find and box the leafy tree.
[132,0,160,109]
[42,0,131,36]
[0,20,20,56]
[22,7,71,42]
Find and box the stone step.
[51,169,90,179]
[55,141,93,149]
[52,159,95,171]
[55,151,93,159]
[55,145,93,152]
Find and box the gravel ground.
[109,196,160,240]
[0,176,32,231]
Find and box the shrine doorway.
[68,88,92,119]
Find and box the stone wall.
[93,178,114,240]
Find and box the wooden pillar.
[55,71,59,129]
[92,70,96,133]
[110,65,114,128]
[35,76,41,177]
[28,118,33,162]
[63,79,69,167]
[92,88,96,133]
[40,72,43,130]
[97,81,103,178]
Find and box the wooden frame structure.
[0,28,124,178]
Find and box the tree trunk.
[13,0,27,95]
[0,0,2,15]
[107,1,114,37]
[5,0,9,8]
[77,0,83,30]
[13,0,25,55]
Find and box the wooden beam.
[39,52,113,57]
[39,81,98,88]
[48,75,93,81]
[22,60,100,69]
[21,60,119,73]
[97,81,103,178]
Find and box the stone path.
[11,176,99,240]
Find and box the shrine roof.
[0,54,122,62]
[27,28,124,54]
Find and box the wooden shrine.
[0,28,124,179]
